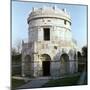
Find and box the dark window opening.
[43,28,50,40]
[54,46,57,49]
[64,20,67,25]
[68,21,71,26]
[70,22,71,25]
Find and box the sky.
[12,1,87,49]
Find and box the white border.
[0,0,89,90]
[0,0,10,90]
[19,0,89,5]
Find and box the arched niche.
[40,54,51,76]
[60,53,69,75]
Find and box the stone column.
[69,54,75,74]
[75,52,78,72]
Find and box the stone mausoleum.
[22,6,78,77]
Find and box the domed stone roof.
[27,7,71,24]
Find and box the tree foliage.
[77,51,81,58]
[82,46,87,58]
[12,48,17,56]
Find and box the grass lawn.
[42,75,80,87]
[11,79,26,90]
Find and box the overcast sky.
[12,1,87,49]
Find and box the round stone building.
[22,7,78,77]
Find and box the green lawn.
[42,75,80,87]
[11,79,26,90]
[11,75,82,89]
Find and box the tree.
[77,51,82,63]
[81,46,87,72]
[82,46,87,58]
[77,51,82,58]
[12,47,17,56]
[15,39,22,54]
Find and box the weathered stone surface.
[22,7,78,77]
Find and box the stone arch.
[68,49,74,59]
[24,55,31,76]
[60,53,69,75]
[40,54,51,61]
[40,54,51,76]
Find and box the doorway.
[42,61,50,76]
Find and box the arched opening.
[60,53,69,75]
[41,54,51,76]
[24,55,31,76]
